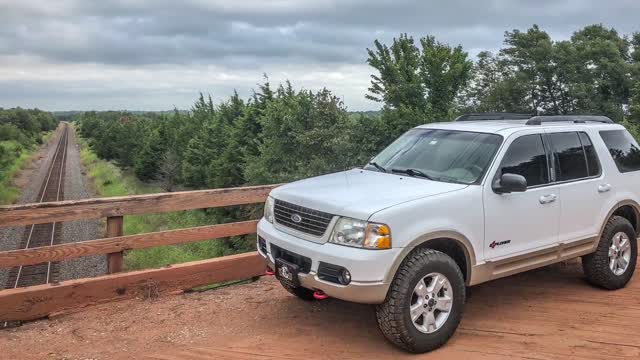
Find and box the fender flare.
[384,230,477,285]
[598,199,640,238]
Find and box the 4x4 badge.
[490,240,511,249]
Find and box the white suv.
[256,114,640,353]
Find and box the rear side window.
[600,130,640,173]
[579,132,601,177]
[499,134,549,186]
[549,132,588,181]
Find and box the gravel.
[0,124,107,287]
[58,126,107,280]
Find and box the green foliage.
[458,24,636,119]
[630,82,640,126]
[244,84,353,184]
[134,128,165,180]
[77,135,235,270]
[0,108,57,204]
[366,33,472,137]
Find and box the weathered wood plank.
[0,184,277,228]
[0,252,266,322]
[106,216,124,273]
[0,220,259,268]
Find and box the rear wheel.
[376,249,465,353]
[582,216,637,290]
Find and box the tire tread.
[376,249,465,353]
[582,215,637,290]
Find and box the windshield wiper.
[391,168,434,180]
[368,161,387,173]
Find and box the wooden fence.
[0,184,278,322]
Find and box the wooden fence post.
[106,216,124,273]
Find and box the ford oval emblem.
[291,213,302,223]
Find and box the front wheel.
[376,249,465,353]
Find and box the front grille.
[274,199,333,237]
[270,244,312,273]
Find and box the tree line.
[77,80,384,191]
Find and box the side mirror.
[493,173,527,194]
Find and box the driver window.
[499,134,549,187]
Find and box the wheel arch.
[601,200,640,238]
[386,231,476,286]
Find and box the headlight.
[329,217,391,249]
[264,196,275,223]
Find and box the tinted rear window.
[599,130,640,173]
[549,132,588,181]
[579,132,601,177]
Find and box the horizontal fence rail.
[0,184,276,228]
[0,253,265,321]
[0,184,279,322]
[0,221,259,268]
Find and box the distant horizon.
[40,108,382,114]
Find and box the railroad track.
[5,124,69,289]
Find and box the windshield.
[365,129,503,184]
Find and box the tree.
[134,128,165,180]
[630,82,640,124]
[419,36,472,119]
[158,149,180,192]
[206,92,246,189]
[570,24,632,120]
[501,25,566,114]
[244,84,351,185]
[367,34,471,139]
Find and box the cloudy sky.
[0,0,639,111]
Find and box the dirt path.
[1,258,639,359]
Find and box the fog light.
[339,269,351,285]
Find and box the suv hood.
[270,169,468,220]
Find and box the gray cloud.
[0,0,639,110]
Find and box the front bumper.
[257,218,398,304]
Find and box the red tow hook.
[265,267,275,276]
[313,290,329,300]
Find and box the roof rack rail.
[455,113,532,121]
[525,115,614,125]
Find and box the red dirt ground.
[1,259,639,359]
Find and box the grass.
[76,133,246,270]
[0,132,53,205]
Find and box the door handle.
[598,184,612,193]
[539,194,557,204]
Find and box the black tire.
[280,281,316,301]
[376,249,465,353]
[582,215,637,290]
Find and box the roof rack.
[454,113,615,126]
[454,113,532,121]
[525,115,614,125]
